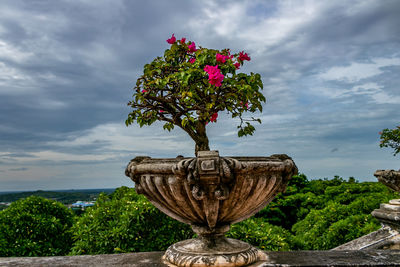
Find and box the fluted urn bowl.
[125,151,297,267]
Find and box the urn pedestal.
[125,151,297,267]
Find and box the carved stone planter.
[125,151,297,267]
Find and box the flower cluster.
[203,65,224,87]
[216,53,230,63]
[166,34,252,88]
[167,33,197,52]
[188,42,197,53]
[238,51,251,61]
[166,34,176,44]
[163,34,256,124]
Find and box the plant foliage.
[70,187,193,254]
[0,196,74,256]
[379,125,400,155]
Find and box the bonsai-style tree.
[379,126,400,156]
[126,34,265,154]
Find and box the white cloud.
[261,113,300,124]
[188,0,322,53]
[319,62,383,83]
[46,122,194,158]
[312,82,400,104]
[318,57,400,83]
[0,40,33,62]
[0,62,34,94]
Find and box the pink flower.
[188,42,197,52]
[189,58,196,64]
[180,37,186,44]
[160,110,165,113]
[238,51,251,61]
[142,89,148,93]
[210,112,218,123]
[240,101,249,109]
[234,62,240,69]
[166,34,176,44]
[204,65,224,87]
[216,53,229,63]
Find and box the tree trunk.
[195,138,210,156]
[194,123,210,156]
[181,122,210,156]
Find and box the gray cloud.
[8,167,28,171]
[0,0,399,190]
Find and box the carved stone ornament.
[125,151,298,267]
[374,169,400,193]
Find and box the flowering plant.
[126,34,265,154]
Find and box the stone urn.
[125,150,297,267]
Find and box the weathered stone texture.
[1,250,400,266]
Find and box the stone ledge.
[1,250,400,267]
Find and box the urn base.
[163,237,263,267]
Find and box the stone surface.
[381,203,400,212]
[333,227,400,250]
[125,151,298,267]
[372,198,400,232]
[2,250,400,266]
[163,238,262,267]
[390,199,400,205]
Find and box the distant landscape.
[0,188,116,210]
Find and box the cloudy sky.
[0,0,399,191]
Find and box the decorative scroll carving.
[172,151,242,203]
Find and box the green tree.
[379,126,400,155]
[0,196,74,256]
[70,187,193,255]
[255,174,324,229]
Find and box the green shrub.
[70,186,193,255]
[0,196,74,256]
[227,217,293,251]
[322,214,380,248]
[291,190,396,250]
